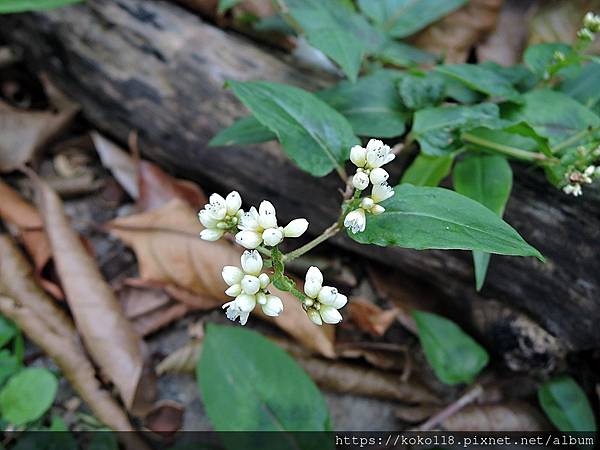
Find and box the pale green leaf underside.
[350,184,542,259]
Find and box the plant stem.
[461,132,550,162]
[418,384,484,431]
[255,245,272,257]
[551,126,600,153]
[282,222,341,263]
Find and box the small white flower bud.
[371,205,385,215]
[258,200,278,229]
[304,266,323,298]
[360,197,374,210]
[307,308,323,325]
[222,266,244,285]
[283,218,309,238]
[241,250,263,275]
[235,230,263,249]
[258,273,270,289]
[256,292,267,305]
[235,294,257,313]
[225,191,242,215]
[352,171,370,190]
[369,167,389,185]
[241,275,261,295]
[262,295,284,317]
[200,229,225,241]
[350,145,367,167]
[317,286,338,305]
[225,283,242,297]
[262,227,284,247]
[343,208,366,234]
[319,305,343,324]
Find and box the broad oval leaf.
[453,155,513,290]
[358,0,467,38]
[411,103,505,156]
[559,62,600,112]
[198,324,331,432]
[317,70,408,138]
[283,0,365,82]
[400,153,453,187]
[209,116,275,147]
[523,43,574,79]
[349,184,542,259]
[435,64,521,102]
[538,376,597,432]
[227,80,358,177]
[412,310,489,385]
[0,367,58,425]
[398,73,446,110]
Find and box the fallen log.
[1,0,599,356]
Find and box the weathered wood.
[2,0,599,352]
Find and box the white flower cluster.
[222,250,283,325]
[578,12,600,41]
[302,266,347,325]
[236,201,308,249]
[563,165,599,197]
[345,139,396,234]
[198,192,309,249]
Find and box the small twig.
[418,383,484,431]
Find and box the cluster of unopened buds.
[578,12,600,41]
[344,139,396,233]
[198,190,347,326]
[562,165,599,197]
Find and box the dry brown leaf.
[107,198,335,357]
[0,77,78,172]
[410,0,504,64]
[396,404,442,423]
[348,298,399,337]
[143,400,185,436]
[119,285,172,319]
[132,302,190,337]
[336,342,409,372]
[29,172,154,415]
[91,132,139,199]
[440,402,550,431]
[156,338,203,375]
[0,179,63,299]
[0,236,149,447]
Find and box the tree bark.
[1,0,599,354]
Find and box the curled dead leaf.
[143,400,185,436]
[107,198,335,357]
[348,298,400,337]
[410,0,504,63]
[28,172,154,415]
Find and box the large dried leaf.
[29,174,153,414]
[107,199,335,357]
[91,132,139,199]
[410,0,503,64]
[348,298,399,337]
[441,402,550,431]
[0,78,78,172]
[0,179,62,298]
[0,236,149,446]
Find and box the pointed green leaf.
[397,73,446,110]
[358,0,467,38]
[374,40,437,67]
[401,153,453,187]
[413,311,489,385]
[227,80,358,176]
[349,184,542,259]
[198,324,331,436]
[453,155,513,290]
[0,316,16,349]
[538,376,597,432]
[559,62,600,111]
[0,0,81,13]
[209,116,275,147]
[435,64,522,102]
[0,368,57,425]
[317,70,408,137]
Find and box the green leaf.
[198,324,331,435]
[538,376,597,432]
[374,40,437,67]
[412,311,489,385]
[349,184,542,259]
[283,0,365,81]
[0,316,17,349]
[0,368,58,425]
[227,80,358,176]
[358,0,467,38]
[462,126,546,159]
[0,350,19,386]
[0,0,81,13]
[317,70,408,137]
[504,89,600,148]
[523,43,574,79]
[559,62,600,111]
[209,116,275,147]
[479,62,534,90]
[435,64,521,101]
[397,73,446,110]
[412,103,505,155]
[217,0,242,14]
[400,153,453,186]
[453,155,513,290]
